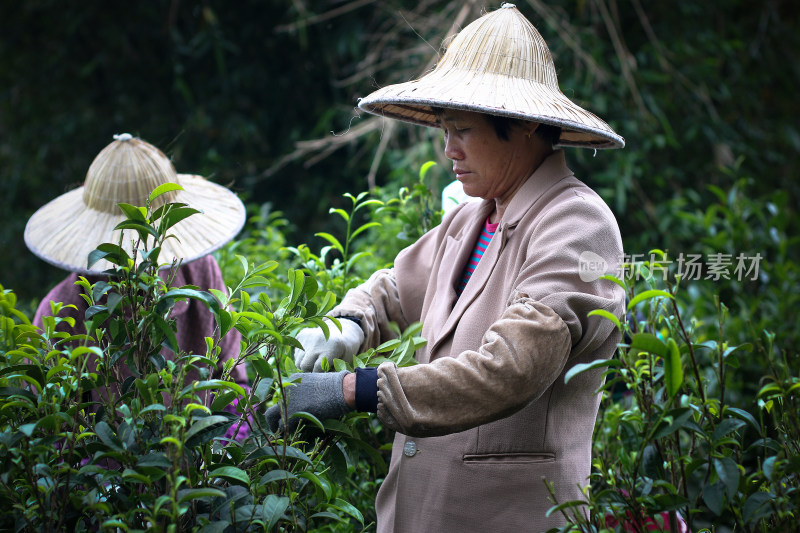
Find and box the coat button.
[403,441,418,457]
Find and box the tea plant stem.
[673,432,692,531]
[54,435,75,532]
[20,439,48,531]
[670,298,710,421]
[715,297,727,410]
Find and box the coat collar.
[426,151,573,354]
[458,150,573,232]
[500,149,573,228]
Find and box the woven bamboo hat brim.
[358,3,624,149]
[24,134,247,274]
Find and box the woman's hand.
[293,318,365,372]
[265,371,352,433]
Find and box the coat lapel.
[422,200,491,357]
[427,151,574,355]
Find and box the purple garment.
[33,254,250,439]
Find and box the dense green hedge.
[1,3,798,528]
[3,1,799,308]
[1,170,797,531]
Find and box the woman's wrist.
[343,371,357,409]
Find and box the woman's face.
[438,110,539,203]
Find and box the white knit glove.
[293,318,365,372]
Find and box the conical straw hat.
[24,134,247,274]
[358,3,624,149]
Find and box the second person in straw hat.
[27,133,250,439]
[267,4,625,531]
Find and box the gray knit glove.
[265,371,352,433]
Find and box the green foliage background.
[3,1,798,311]
[1,2,799,529]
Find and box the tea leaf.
[703,481,725,515]
[95,421,124,452]
[117,203,147,222]
[564,358,619,384]
[327,208,350,223]
[664,338,683,397]
[259,470,297,485]
[743,492,774,524]
[152,315,179,354]
[148,183,184,203]
[315,232,344,254]
[262,494,290,530]
[329,498,364,525]
[114,220,159,240]
[209,466,250,485]
[588,309,621,330]
[419,160,437,180]
[248,356,274,379]
[299,471,332,501]
[350,222,381,240]
[627,289,673,310]
[0,386,37,403]
[210,390,239,412]
[185,415,232,446]
[160,206,202,231]
[247,445,313,464]
[161,288,221,315]
[714,456,740,498]
[177,487,227,504]
[642,443,663,479]
[631,333,667,357]
[712,418,747,443]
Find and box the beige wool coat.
[334,150,625,532]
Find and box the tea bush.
[546,262,799,532]
[3,162,797,531]
[545,167,799,532]
[0,183,417,532]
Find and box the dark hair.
[486,114,561,145]
[430,106,561,145]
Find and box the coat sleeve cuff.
[354,367,379,412]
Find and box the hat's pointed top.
[83,136,179,213]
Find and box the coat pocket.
[462,452,556,465]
